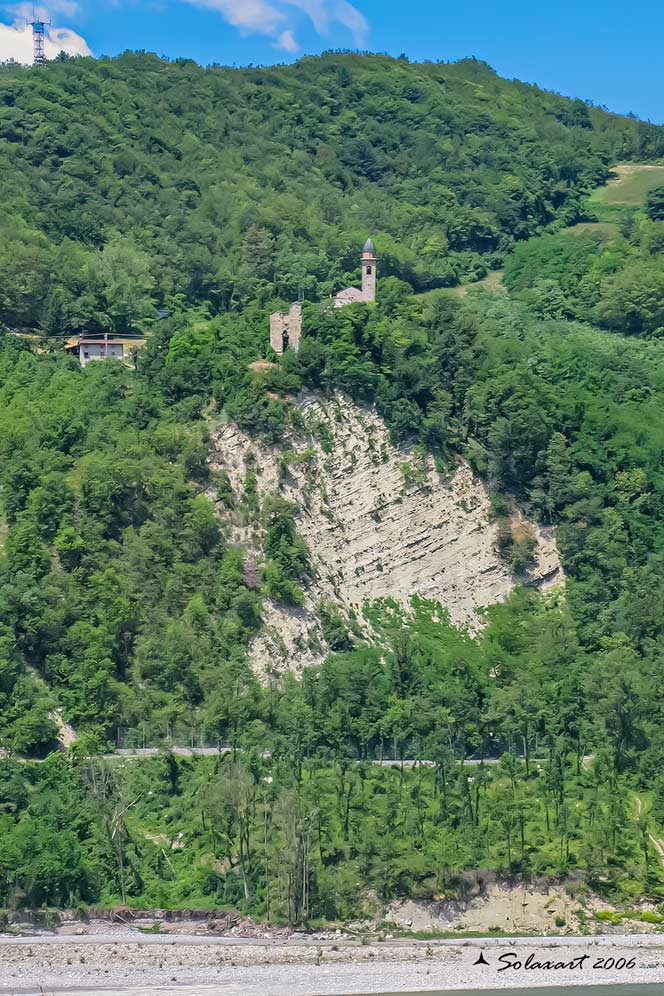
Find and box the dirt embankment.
[385,881,663,935]
[5,882,664,994]
[6,879,660,941]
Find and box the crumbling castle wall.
[269,301,302,353]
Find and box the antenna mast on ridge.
[29,10,50,66]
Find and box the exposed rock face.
[49,710,77,749]
[208,394,564,673]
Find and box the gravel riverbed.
[1,932,663,994]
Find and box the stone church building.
[270,238,377,354]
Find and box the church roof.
[362,237,376,255]
[335,286,365,304]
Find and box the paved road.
[0,744,595,768]
[112,748,495,766]
[114,749,594,768]
[0,931,652,948]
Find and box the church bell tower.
[361,238,377,302]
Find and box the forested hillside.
[1,50,663,332]
[3,51,664,921]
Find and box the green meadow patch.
[562,221,620,240]
[588,162,664,221]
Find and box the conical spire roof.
[362,237,376,255]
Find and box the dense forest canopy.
[3,50,664,919]
[0,50,663,332]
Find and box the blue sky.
[1,0,662,123]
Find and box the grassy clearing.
[459,270,505,295]
[586,162,664,224]
[415,270,505,313]
[556,163,664,240]
[562,221,620,240]
[599,163,664,205]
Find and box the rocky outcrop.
[208,394,564,673]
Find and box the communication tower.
[29,12,50,66]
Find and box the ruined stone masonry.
[269,301,302,354]
[269,238,377,354]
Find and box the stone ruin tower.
[270,300,302,354]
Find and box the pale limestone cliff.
[208,394,563,674]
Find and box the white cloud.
[47,25,92,56]
[275,29,298,53]
[2,1,82,18]
[184,0,369,52]
[49,0,82,13]
[0,0,369,62]
[330,0,368,46]
[0,18,91,63]
[183,0,287,37]
[284,0,367,44]
[284,0,329,34]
